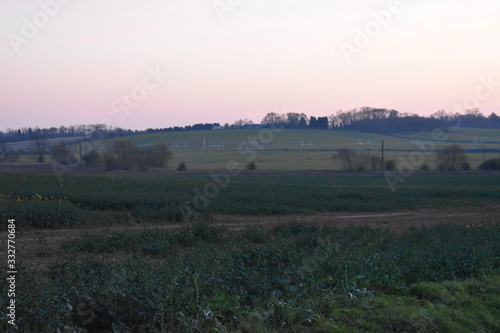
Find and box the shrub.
[247,161,256,171]
[50,142,77,165]
[4,150,20,162]
[177,162,187,171]
[102,153,123,171]
[461,162,471,171]
[356,165,366,171]
[137,143,172,169]
[420,163,430,171]
[385,160,397,171]
[478,158,500,170]
[82,150,102,167]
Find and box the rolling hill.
[87,128,500,171]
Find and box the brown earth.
[1,205,498,271]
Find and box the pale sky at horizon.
[1,0,499,131]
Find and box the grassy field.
[95,128,500,151]
[94,128,500,171]
[6,128,500,171]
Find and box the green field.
[97,128,500,151]
[7,128,500,171]
[1,172,500,229]
[2,140,500,331]
[2,223,499,332]
[88,128,500,171]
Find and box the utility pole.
[381,140,384,177]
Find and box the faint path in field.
[2,205,498,270]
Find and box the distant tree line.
[0,123,221,144]
[0,124,131,143]
[258,107,500,132]
[331,143,500,172]
[48,140,172,171]
[328,107,500,132]
[2,107,499,144]
[142,123,221,134]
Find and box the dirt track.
[2,205,498,270]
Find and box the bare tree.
[370,155,381,171]
[0,143,5,160]
[112,140,138,170]
[151,143,172,167]
[232,119,254,127]
[261,112,286,126]
[333,148,357,171]
[436,144,468,171]
[111,141,172,170]
[138,143,172,168]
[50,141,77,165]
[32,136,47,163]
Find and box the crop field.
[5,128,500,171]
[0,170,500,331]
[1,172,500,228]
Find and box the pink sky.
[1,0,500,131]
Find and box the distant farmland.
[5,128,500,171]
[89,128,499,171]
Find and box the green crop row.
[2,223,499,332]
[1,172,500,230]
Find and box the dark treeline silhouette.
[144,123,221,134]
[328,107,500,132]
[0,124,130,143]
[0,123,221,143]
[2,107,499,143]
[260,107,500,132]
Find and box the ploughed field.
[1,172,499,332]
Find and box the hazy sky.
[1,0,499,131]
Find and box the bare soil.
[1,205,498,271]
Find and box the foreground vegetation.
[2,223,499,332]
[2,170,498,331]
[1,172,500,230]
